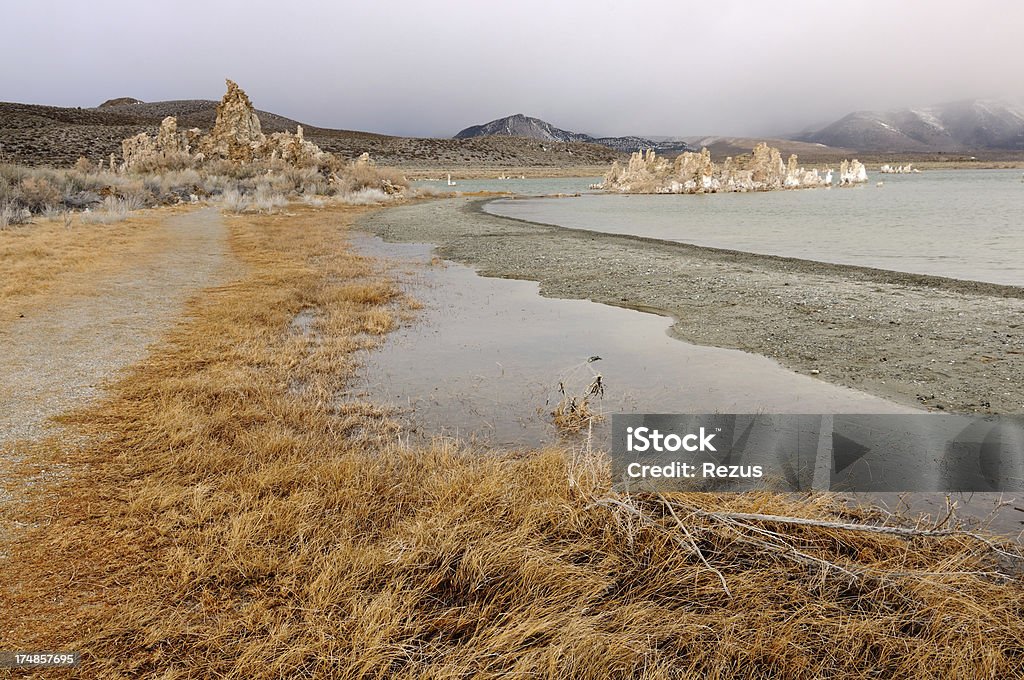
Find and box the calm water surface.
[349,235,913,449]
[484,170,1024,286]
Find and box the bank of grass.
[1,203,1023,678]
[0,205,193,319]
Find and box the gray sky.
[3,0,1021,138]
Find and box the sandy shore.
[358,197,1024,414]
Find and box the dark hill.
[97,97,143,108]
[456,113,693,155]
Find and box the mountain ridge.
[4,93,1024,169]
[799,99,1024,152]
[455,113,694,155]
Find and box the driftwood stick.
[592,497,733,597]
[684,507,1023,563]
[656,494,732,598]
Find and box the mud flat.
[358,197,1024,415]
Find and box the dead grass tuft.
[552,395,598,432]
[552,373,605,433]
[361,308,395,334]
[336,279,399,305]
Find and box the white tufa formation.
[879,163,921,174]
[838,159,869,186]
[601,142,868,194]
[120,116,195,170]
[120,80,328,170]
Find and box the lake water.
[349,234,914,450]
[483,170,1024,286]
[349,234,1021,539]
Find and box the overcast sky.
[2,0,1021,138]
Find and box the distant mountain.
[455,113,692,155]
[799,99,1024,152]
[591,135,692,155]
[98,97,143,108]
[455,114,587,143]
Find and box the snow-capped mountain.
[799,100,1024,152]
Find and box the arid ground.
[1,198,1023,678]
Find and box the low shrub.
[335,188,391,205]
[219,188,249,214]
[19,176,62,213]
[0,153,409,226]
[0,201,31,228]
[80,196,131,224]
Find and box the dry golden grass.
[1,203,1023,678]
[0,207,191,321]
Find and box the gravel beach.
[359,196,1024,414]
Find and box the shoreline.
[358,197,1024,414]
[479,198,1024,298]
